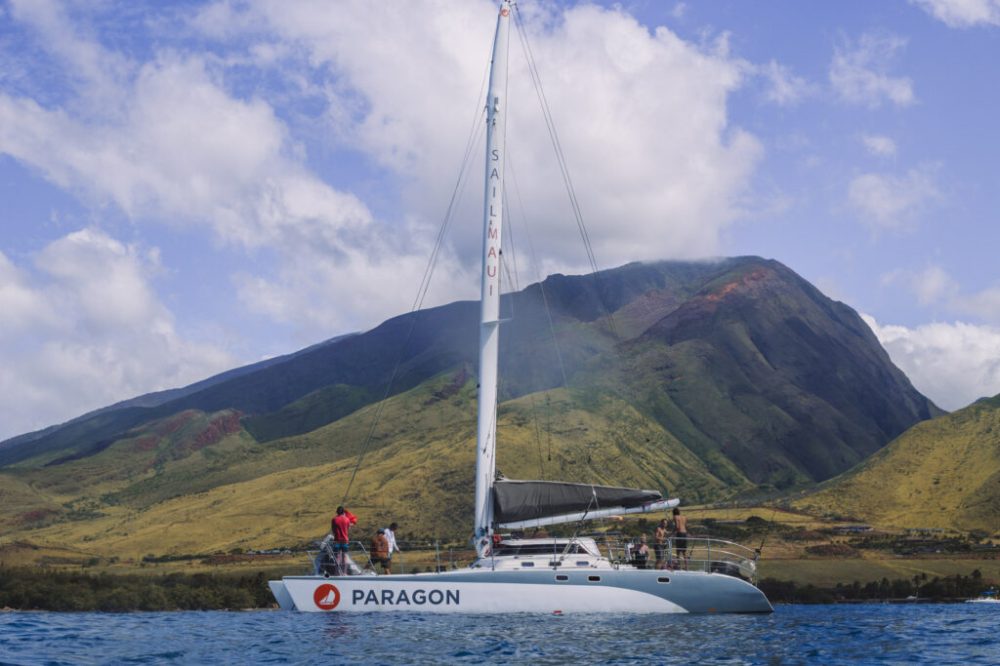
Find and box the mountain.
[0,256,942,553]
[796,395,1000,533]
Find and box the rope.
[340,53,493,506]
[512,4,621,341]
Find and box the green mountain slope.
[622,260,941,487]
[0,256,944,556]
[797,395,1000,532]
[0,370,733,557]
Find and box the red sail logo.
[314,583,341,610]
[500,7,509,16]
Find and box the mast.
[474,0,512,556]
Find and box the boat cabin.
[472,537,613,570]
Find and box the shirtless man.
[654,519,668,569]
[672,507,689,570]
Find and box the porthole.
[588,575,601,582]
[555,574,569,581]
[657,577,671,584]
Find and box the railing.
[307,537,760,584]
[309,540,470,576]
[597,535,760,584]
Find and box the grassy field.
[760,558,1000,587]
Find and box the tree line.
[0,568,273,611]
[760,570,993,604]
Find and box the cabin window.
[588,575,601,582]
[657,577,671,584]
[520,561,535,568]
[576,561,589,567]
[491,542,595,557]
[555,575,569,581]
[549,561,561,567]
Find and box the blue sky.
[2,0,1000,441]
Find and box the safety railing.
[309,540,466,576]
[307,536,759,584]
[597,535,760,584]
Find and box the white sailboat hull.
[272,568,771,614]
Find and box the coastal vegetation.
[0,568,274,611]
[1,565,994,611]
[0,258,997,606]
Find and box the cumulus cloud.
[0,231,234,441]
[913,266,961,305]
[0,0,765,435]
[830,34,915,107]
[912,0,1000,27]
[0,5,436,337]
[848,165,940,229]
[953,287,1000,321]
[758,60,813,106]
[3,0,762,336]
[210,0,761,266]
[864,314,1000,410]
[882,265,1000,324]
[861,134,897,157]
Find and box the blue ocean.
[1,604,997,665]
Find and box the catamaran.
[269,0,772,614]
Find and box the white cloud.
[759,60,812,106]
[848,165,940,229]
[0,231,235,441]
[912,266,960,305]
[830,34,915,107]
[882,265,1000,324]
[864,314,1000,410]
[861,134,897,157]
[954,287,1000,321]
[912,0,1000,27]
[0,0,766,435]
[218,0,761,269]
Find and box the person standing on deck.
[383,522,401,574]
[370,529,391,574]
[654,519,668,569]
[331,506,357,575]
[672,507,689,570]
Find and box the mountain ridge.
[0,255,948,552]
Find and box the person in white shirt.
[383,522,401,574]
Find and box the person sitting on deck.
[633,535,650,569]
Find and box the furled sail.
[493,479,671,528]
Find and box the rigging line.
[498,185,549,477]
[507,151,570,389]
[512,5,621,342]
[512,6,596,273]
[506,152,568,475]
[757,504,781,555]
[340,59,493,506]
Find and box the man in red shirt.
[331,506,357,575]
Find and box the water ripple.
[1,605,998,665]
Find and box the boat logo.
[314,583,341,610]
[500,7,509,17]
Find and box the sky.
[2,0,1000,441]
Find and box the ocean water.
[1,604,997,665]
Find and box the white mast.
[474,0,512,557]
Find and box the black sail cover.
[493,479,663,524]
